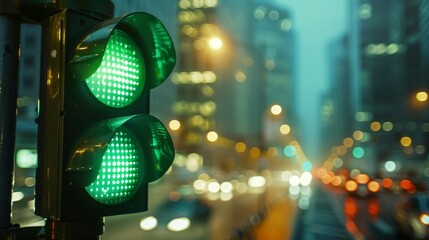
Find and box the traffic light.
[36,8,176,222]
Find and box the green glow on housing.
[85,130,142,205]
[85,29,145,108]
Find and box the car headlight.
[140,216,158,231]
[167,217,191,232]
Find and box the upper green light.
[85,129,142,205]
[85,29,145,108]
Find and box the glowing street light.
[280,124,291,135]
[416,91,428,102]
[169,119,181,131]
[208,37,223,49]
[207,131,219,142]
[270,104,282,115]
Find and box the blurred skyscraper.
[16,24,41,147]
[422,0,429,81]
[173,0,296,170]
[358,0,429,174]
[321,0,429,177]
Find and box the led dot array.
[85,29,145,108]
[85,130,141,205]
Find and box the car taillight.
[345,180,358,192]
[367,180,380,193]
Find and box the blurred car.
[344,174,380,198]
[394,193,429,240]
[139,196,211,240]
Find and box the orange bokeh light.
[381,178,393,189]
[368,199,379,218]
[355,174,370,184]
[367,180,380,193]
[345,198,357,217]
[331,176,343,186]
[400,179,413,190]
[345,180,358,192]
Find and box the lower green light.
[85,130,142,205]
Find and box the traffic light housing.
[36,9,176,221]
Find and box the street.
[102,174,300,240]
[12,172,414,240]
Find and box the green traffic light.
[85,129,142,205]
[67,115,175,189]
[85,29,145,108]
[36,10,177,220]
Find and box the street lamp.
[416,91,428,102]
[169,119,181,131]
[208,37,223,50]
[270,104,283,116]
[207,131,219,142]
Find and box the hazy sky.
[275,0,348,159]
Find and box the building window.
[24,35,36,46]
[24,56,35,68]
[23,74,34,89]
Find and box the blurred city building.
[16,24,40,150]
[174,0,296,172]
[320,0,429,179]
[14,23,41,188]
